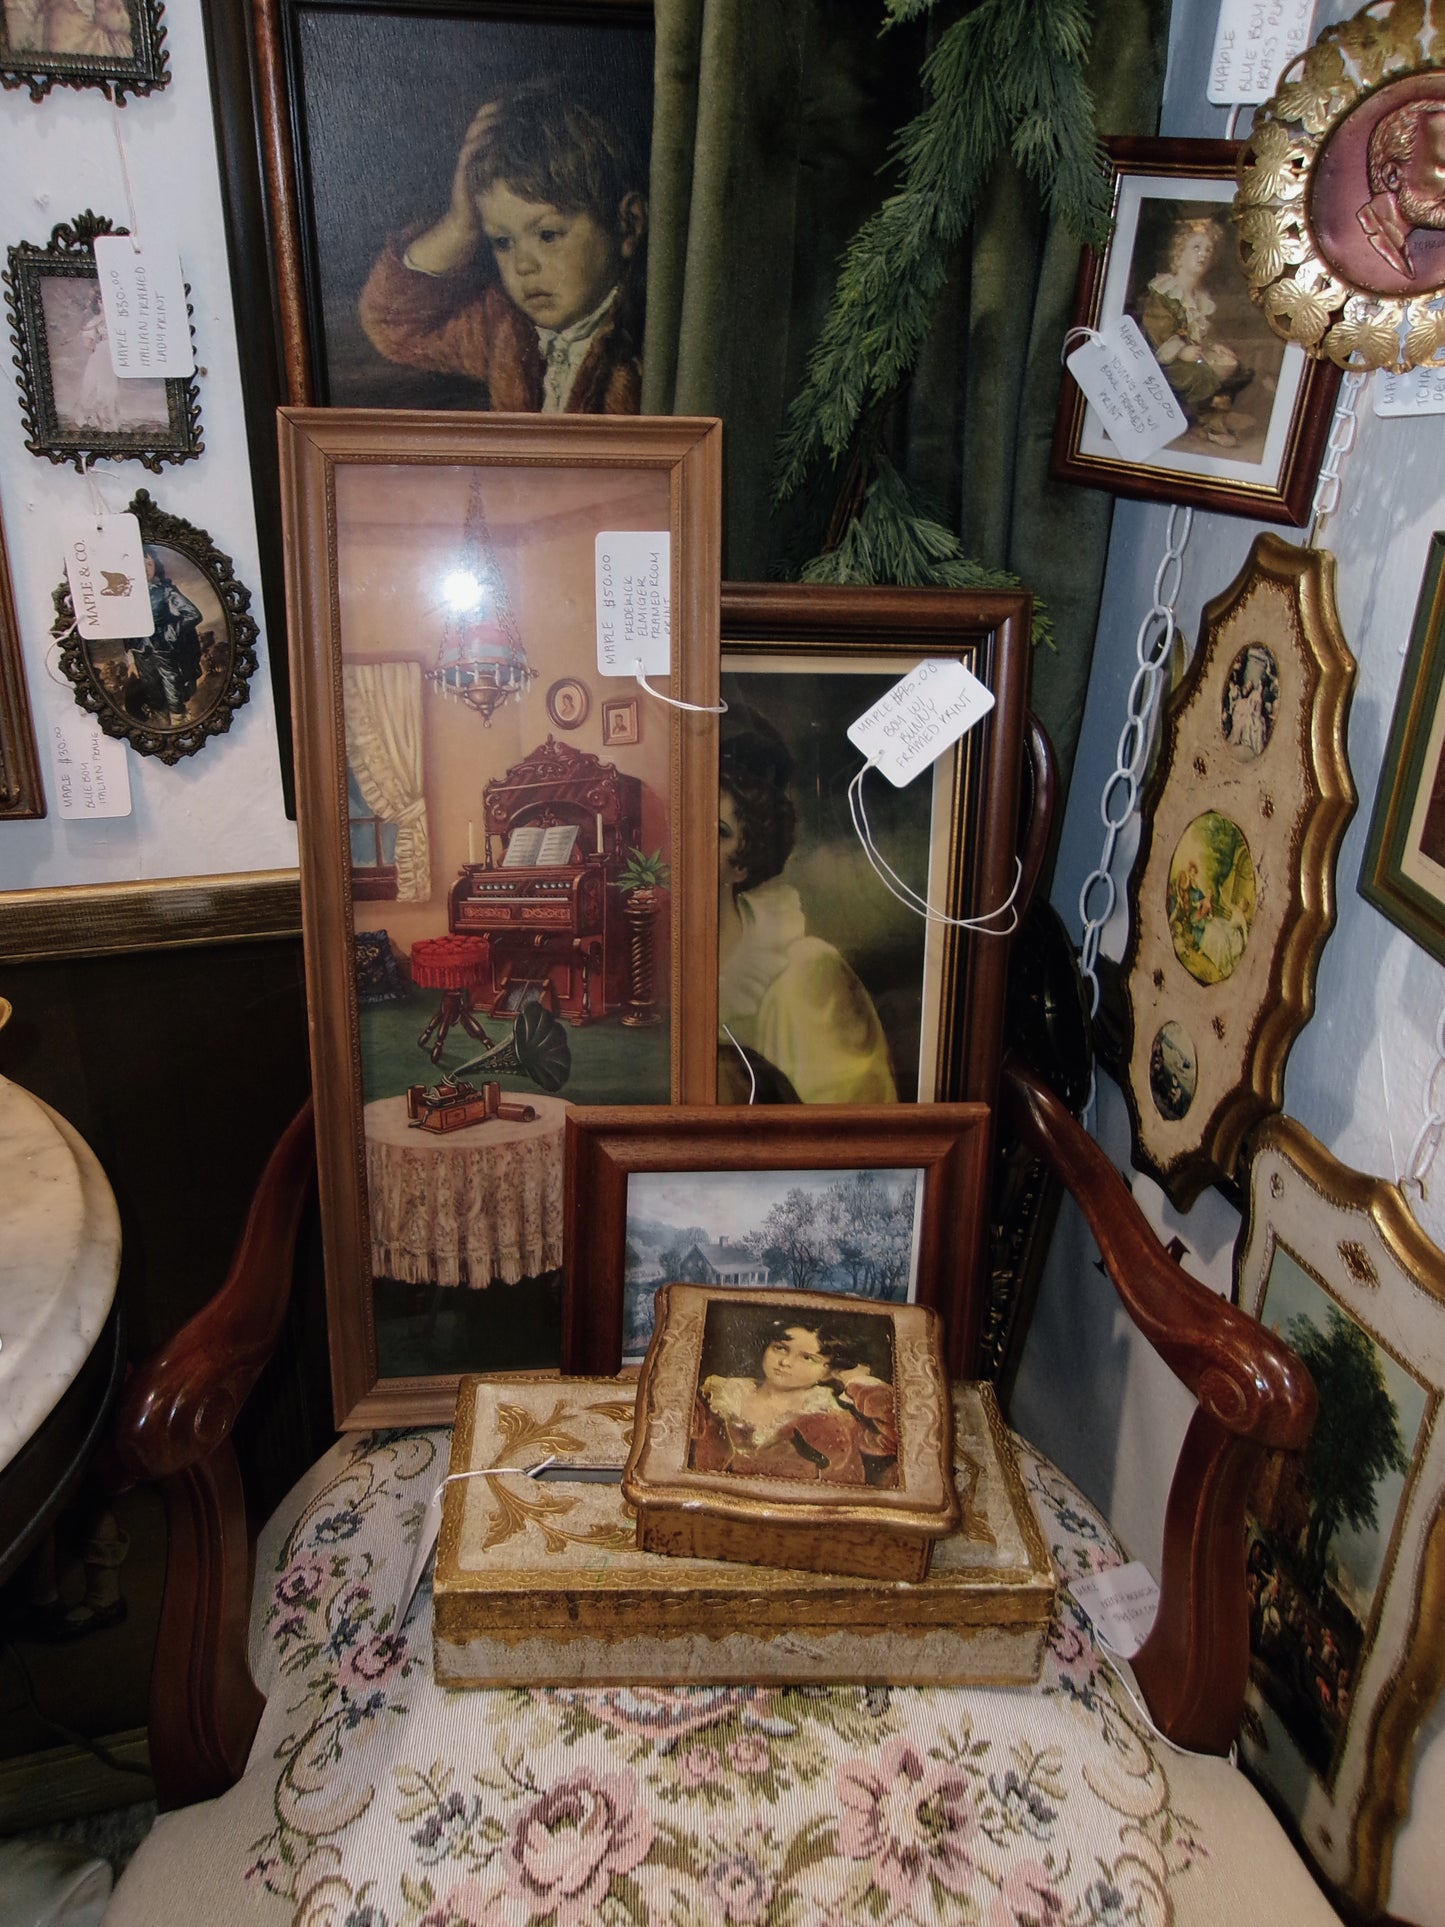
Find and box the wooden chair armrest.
[1000,1057,1316,1752]
[114,1099,316,1484]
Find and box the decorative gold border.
[1118,533,1357,1206]
[1235,0,1445,371]
[0,869,301,962]
[1236,1115,1445,1914]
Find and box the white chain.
[1077,505,1194,1025]
[1404,1005,1445,1206]
[1307,370,1367,547]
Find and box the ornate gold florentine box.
[433,1368,1055,1689]
[624,1284,959,1581]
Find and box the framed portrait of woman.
[715,583,1031,1113]
[280,408,720,1426]
[1050,139,1341,526]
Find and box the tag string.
[634,659,727,714]
[1063,1578,1232,1763]
[430,1456,626,1503]
[80,454,108,525]
[847,758,1020,933]
[720,1022,758,1104]
[1060,325,1105,365]
[110,97,143,249]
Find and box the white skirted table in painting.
[363,1092,567,1286]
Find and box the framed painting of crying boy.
[247,0,654,412]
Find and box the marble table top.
[0,1075,121,1476]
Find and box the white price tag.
[49,716,132,820]
[1068,317,1188,460]
[93,234,195,378]
[596,531,670,678]
[846,658,994,788]
[63,513,152,642]
[1208,0,1316,106]
[1374,366,1445,416]
[1069,1560,1160,1660]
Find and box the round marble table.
[363,1092,566,1287]
[0,1074,123,1586]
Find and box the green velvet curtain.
[643,0,1169,789]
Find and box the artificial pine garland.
[776,0,1112,607]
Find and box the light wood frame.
[279,407,721,1427]
[1235,1116,1445,1916]
[562,1101,991,1379]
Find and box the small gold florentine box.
[433,1371,1055,1689]
[625,1285,960,1582]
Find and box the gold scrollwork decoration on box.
[1235,0,1445,372]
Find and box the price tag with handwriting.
[49,716,132,820]
[1068,317,1188,461]
[596,532,670,678]
[1207,0,1316,106]
[93,234,195,378]
[1374,367,1445,416]
[847,658,994,788]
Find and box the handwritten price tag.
[1069,1560,1160,1660]
[1208,0,1316,106]
[93,234,195,378]
[596,531,670,678]
[846,658,994,788]
[49,716,132,820]
[1068,316,1188,461]
[1374,367,1445,416]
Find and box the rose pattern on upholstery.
[220,1429,1229,1927]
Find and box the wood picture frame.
[279,408,720,1427]
[0,0,169,103]
[0,501,44,819]
[1360,532,1445,964]
[562,1101,992,1379]
[3,212,203,474]
[1235,1116,1445,1917]
[50,488,259,764]
[1116,533,1356,1208]
[1051,139,1339,526]
[717,584,1030,1113]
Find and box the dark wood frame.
[563,1102,992,1378]
[113,1060,1315,1806]
[720,583,1030,1112]
[1050,138,1339,527]
[0,501,44,819]
[50,488,260,764]
[279,406,721,1428]
[1360,532,1445,965]
[3,212,203,474]
[0,0,169,102]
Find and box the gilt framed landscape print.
[280,409,720,1426]
[1236,1117,1445,1917]
[562,1101,991,1377]
[1051,139,1338,525]
[1360,533,1445,965]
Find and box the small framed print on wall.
[0,0,169,102]
[1051,139,1339,526]
[1236,1117,1445,1917]
[1360,532,1445,965]
[279,408,720,1426]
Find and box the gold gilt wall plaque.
[1236,0,1445,371]
[1118,534,1356,1207]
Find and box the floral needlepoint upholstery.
[108,1430,1341,1927]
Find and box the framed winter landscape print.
[716,584,1031,1111]
[1236,1116,1445,1917]
[561,1101,990,1376]
[1051,139,1339,525]
[1360,533,1445,965]
[279,408,720,1427]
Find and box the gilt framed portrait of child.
[244,0,653,413]
[1050,139,1341,526]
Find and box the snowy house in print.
[676,1242,770,1287]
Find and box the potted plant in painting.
[614,848,670,1028]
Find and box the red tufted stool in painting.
[408,934,493,1063]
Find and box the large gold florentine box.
[624,1284,959,1581]
[433,1372,1056,1689]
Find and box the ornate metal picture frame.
[1116,533,1356,1208]
[0,0,169,103]
[1360,531,1445,964]
[1236,0,1445,374]
[0,500,44,819]
[3,212,202,473]
[1051,138,1340,525]
[562,1102,992,1378]
[1236,1115,1445,1916]
[50,489,259,764]
[279,408,721,1427]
